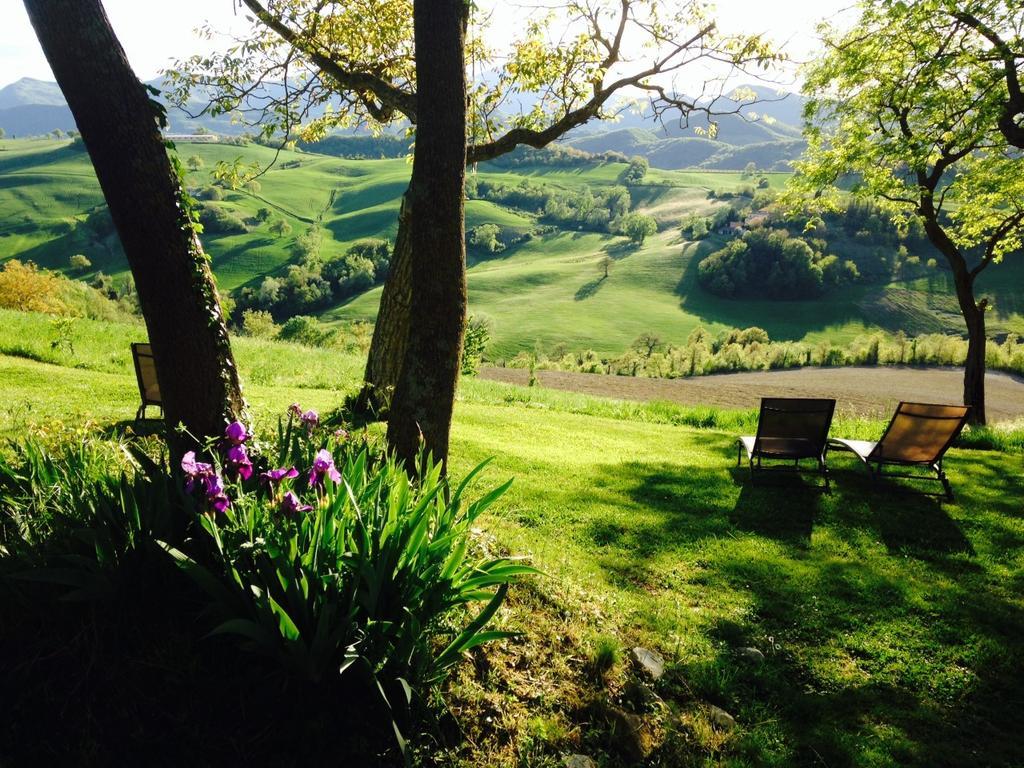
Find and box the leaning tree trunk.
[358,192,413,414]
[24,0,247,458]
[955,275,988,425]
[385,0,468,469]
[923,212,987,425]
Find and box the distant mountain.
[0,105,77,137]
[0,77,66,109]
[0,76,809,170]
[562,84,809,170]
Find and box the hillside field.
[2,137,1023,359]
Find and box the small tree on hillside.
[620,213,658,246]
[69,253,91,272]
[187,154,204,171]
[599,254,614,279]
[619,155,649,185]
[268,218,292,237]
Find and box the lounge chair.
[828,402,970,500]
[737,398,836,490]
[131,342,162,421]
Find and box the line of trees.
[499,328,1024,380]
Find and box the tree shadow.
[826,467,975,558]
[574,275,606,301]
[600,240,640,259]
[728,471,823,546]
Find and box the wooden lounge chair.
[737,398,836,490]
[828,402,970,501]
[131,342,162,421]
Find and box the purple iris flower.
[301,409,319,431]
[181,450,214,493]
[225,421,249,445]
[204,474,231,512]
[260,466,299,485]
[333,428,350,441]
[181,451,230,512]
[225,444,253,481]
[279,491,313,516]
[308,448,342,489]
[288,403,303,417]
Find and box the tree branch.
[238,0,417,123]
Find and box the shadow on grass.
[574,275,607,301]
[578,455,1019,764]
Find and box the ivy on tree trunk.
[24,0,247,458]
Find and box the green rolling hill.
[2,136,1022,358]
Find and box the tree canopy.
[167,0,783,163]
[789,0,1024,423]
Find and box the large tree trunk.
[24,0,247,458]
[358,192,413,414]
[385,0,468,469]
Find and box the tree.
[384,0,468,468]
[23,0,247,457]
[186,154,204,171]
[268,218,292,236]
[168,0,781,416]
[599,254,614,279]
[620,213,658,245]
[790,0,1024,424]
[69,253,92,272]
[619,155,649,185]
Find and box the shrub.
[345,239,391,280]
[618,155,649,185]
[199,186,224,201]
[68,254,92,272]
[619,212,657,245]
[1,413,534,747]
[240,309,278,339]
[198,203,250,235]
[461,315,491,375]
[279,315,334,347]
[0,260,68,314]
[168,419,533,701]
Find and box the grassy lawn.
[1,312,1021,766]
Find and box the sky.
[0,0,853,91]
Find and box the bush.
[618,155,649,185]
[198,204,250,235]
[1,413,534,747]
[279,315,334,347]
[69,254,92,272]
[468,224,505,255]
[240,309,278,339]
[461,315,491,375]
[0,260,68,314]
[619,212,657,245]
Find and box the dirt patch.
[478,366,1024,421]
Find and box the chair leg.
[136,404,145,422]
[936,464,954,501]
